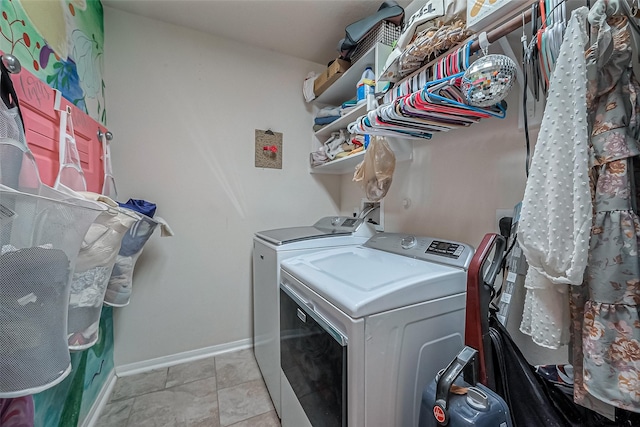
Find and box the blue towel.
[118,199,157,218]
[314,115,341,125]
[341,100,357,109]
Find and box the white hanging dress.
[517,7,592,349]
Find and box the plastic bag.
[353,136,396,201]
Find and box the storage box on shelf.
[314,43,392,106]
[314,58,351,98]
[311,42,412,175]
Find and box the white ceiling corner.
[102,0,413,65]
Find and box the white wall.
[340,90,568,365]
[104,7,340,366]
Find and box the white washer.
[279,233,474,427]
[253,217,376,416]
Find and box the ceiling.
[102,0,413,66]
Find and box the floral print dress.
[576,14,640,413]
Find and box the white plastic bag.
[353,136,396,201]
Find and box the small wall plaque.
[255,129,282,169]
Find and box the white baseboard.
[81,369,117,427]
[115,338,253,377]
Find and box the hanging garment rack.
[351,1,580,141]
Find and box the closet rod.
[469,8,533,53]
[401,6,535,84]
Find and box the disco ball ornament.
[461,54,517,107]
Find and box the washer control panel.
[426,240,465,258]
[364,233,474,269]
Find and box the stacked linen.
[340,99,358,116]
[314,105,341,131]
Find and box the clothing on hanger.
[570,6,640,414]
[517,7,592,350]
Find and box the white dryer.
[253,217,376,416]
[279,233,474,427]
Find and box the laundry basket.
[67,206,139,350]
[103,213,159,307]
[0,187,103,397]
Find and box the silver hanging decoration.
[461,54,518,107]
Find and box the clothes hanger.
[424,43,509,119]
[421,77,507,119]
[422,40,507,119]
[349,36,508,140]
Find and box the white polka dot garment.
[517,7,592,349]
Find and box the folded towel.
[313,124,326,132]
[303,72,317,103]
[316,106,341,118]
[314,115,341,125]
[340,106,357,116]
[341,99,357,108]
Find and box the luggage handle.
[433,346,478,426]
[482,234,507,289]
[465,233,507,388]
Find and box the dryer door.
[280,285,347,427]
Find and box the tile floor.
[96,349,281,427]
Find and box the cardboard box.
[467,0,524,32]
[314,58,351,97]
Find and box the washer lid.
[255,216,368,245]
[281,246,467,318]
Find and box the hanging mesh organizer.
[66,199,139,350]
[103,213,159,307]
[0,64,104,397]
[0,95,133,352]
[0,187,102,397]
[48,105,140,350]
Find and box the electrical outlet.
[361,198,384,232]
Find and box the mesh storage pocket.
[0,188,102,397]
[0,247,70,396]
[67,208,137,350]
[104,215,159,307]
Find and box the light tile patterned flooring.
[96,349,281,427]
